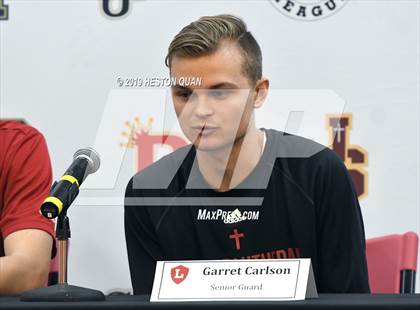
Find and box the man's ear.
[253,78,269,109]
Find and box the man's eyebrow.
[171,82,239,91]
[209,82,238,89]
[172,85,191,91]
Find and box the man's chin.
[192,140,234,153]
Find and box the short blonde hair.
[165,14,262,85]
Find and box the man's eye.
[209,89,230,99]
[176,91,192,100]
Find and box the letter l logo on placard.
[171,265,189,284]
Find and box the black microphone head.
[73,148,101,174]
[40,201,60,219]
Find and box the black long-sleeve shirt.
[124,129,370,295]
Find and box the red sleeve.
[0,128,55,241]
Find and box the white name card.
[150,258,318,302]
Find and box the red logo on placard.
[171,265,189,284]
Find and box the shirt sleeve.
[124,177,164,295]
[313,148,370,293]
[0,129,55,242]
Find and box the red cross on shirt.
[229,229,244,251]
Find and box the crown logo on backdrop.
[120,117,154,148]
[120,116,187,171]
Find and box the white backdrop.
[1,0,419,293]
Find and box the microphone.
[40,148,101,219]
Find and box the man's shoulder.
[266,128,328,160]
[0,121,47,162]
[0,120,44,141]
[128,144,194,191]
[266,128,343,165]
[267,129,347,193]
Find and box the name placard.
[150,258,318,302]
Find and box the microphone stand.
[20,208,105,302]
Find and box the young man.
[0,120,55,294]
[125,15,370,295]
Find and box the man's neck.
[195,127,265,192]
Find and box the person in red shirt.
[0,120,55,294]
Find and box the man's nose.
[192,92,214,118]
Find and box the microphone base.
[20,283,105,302]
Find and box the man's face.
[170,41,256,151]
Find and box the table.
[0,294,419,309]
